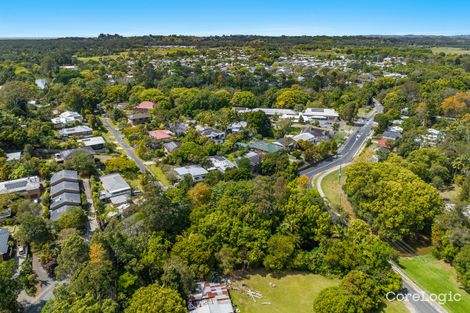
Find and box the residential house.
[188,282,234,313]
[301,126,331,143]
[237,151,261,168]
[51,111,83,128]
[148,130,174,141]
[163,141,181,155]
[50,170,79,186]
[0,176,41,199]
[59,125,93,138]
[134,101,156,113]
[274,137,297,149]
[127,113,150,126]
[174,165,208,182]
[50,192,81,212]
[207,156,236,173]
[416,128,445,147]
[49,170,81,220]
[169,121,189,137]
[5,152,21,162]
[249,140,284,154]
[382,131,402,141]
[99,173,132,200]
[292,132,316,144]
[0,228,9,260]
[227,121,247,134]
[197,126,225,144]
[55,147,95,163]
[77,136,106,150]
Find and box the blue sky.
[2,0,470,37]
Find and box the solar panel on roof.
[5,181,27,190]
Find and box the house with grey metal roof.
[50,205,78,222]
[99,173,131,200]
[50,170,78,186]
[50,192,81,211]
[174,165,208,182]
[0,228,9,259]
[77,136,106,150]
[59,125,93,137]
[163,141,181,154]
[236,151,261,168]
[50,181,80,198]
[55,147,95,163]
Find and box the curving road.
[303,99,447,313]
[300,98,382,178]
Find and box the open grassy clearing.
[399,254,470,313]
[431,47,470,55]
[230,271,339,313]
[230,270,408,313]
[320,167,355,218]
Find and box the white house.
[174,165,208,182]
[51,111,84,128]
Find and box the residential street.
[300,98,383,179]
[101,117,148,172]
[308,100,448,313]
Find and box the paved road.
[300,98,383,179]
[391,263,447,313]
[305,99,447,313]
[102,118,147,172]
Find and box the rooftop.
[149,129,173,140]
[0,176,40,195]
[50,192,81,210]
[50,181,80,197]
[59,125,93,136]
[50,170,78,186]
[136,101,156,110]
[249,140,284,154]
[0,228,9,254]
[77,136,106,147]
[175,165,208,177]
[100,173,131,194]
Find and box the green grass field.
[399,254,470,313]
[230,271,339,313]
[320,167,355,217]
[230,271,408,313]
[431,47,470,55]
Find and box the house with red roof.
[134,101,156,113]
[148,129,174,141]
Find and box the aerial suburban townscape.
[0,1,470,313]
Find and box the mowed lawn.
[230,271,339,313]
[230,271,408,313]
[399,254,470,313]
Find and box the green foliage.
[125,284,186,313]
[230,91,257,107]
[54,207,87,233]
[344,162,443,240]
[55,234,89,279]
[0,260,20,312]
[64,151,95,176]
[452,244,470,292]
